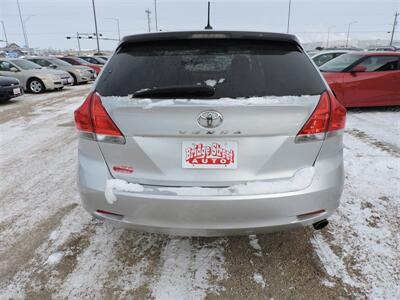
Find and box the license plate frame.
[182,141,238,169]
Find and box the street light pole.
[204,1,213,30]
[286,0,292,33]
[91,0,101,53]
[154,0,158,32]
[327,26,335,48]
[145,9,151,32]
[106,18,121,41]
[0,21,8,46]
[346,21,357,47]
[389,12,399,46]
[16,0,30,52]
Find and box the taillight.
[74,91,125,144]
[296,91,346,143]
[74,94,93,133]
[328,92,346,132]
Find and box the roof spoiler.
[118,31,302,49]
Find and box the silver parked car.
[0,58,72,93]
[75,31,346,236]
[25,56,96,85]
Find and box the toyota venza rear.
[75,31,346,236]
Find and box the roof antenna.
[204,1,213,30]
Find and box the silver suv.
[0,58,72,93]
[75,31,346,236]
[26,56,96,85]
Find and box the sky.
[0,0,399,51]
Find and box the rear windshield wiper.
[132,85,215,99]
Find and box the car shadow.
[347,105,400,113]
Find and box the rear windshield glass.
[319,53,363,72]
[96,40,325,98]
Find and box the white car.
[312,50,351,67]
[0,58,73,93]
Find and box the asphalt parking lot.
[0,86,399,299]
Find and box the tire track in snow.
[101,231,166,299]
[218,230,353,299]
[149,237,227,300]
[0,203,78,285]
[0,206,95,299]
[0,85,89,123]
[312,133,400,299]
[346,128,400,157]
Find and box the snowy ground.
[0,86,399,299]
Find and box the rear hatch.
[94,36,327,187]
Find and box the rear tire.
[28,78,45,94]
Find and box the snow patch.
[321,279,336,288]
[103,94,318,110]
[105,179,145,204]
[204,79,217,87]
[105,167,314,199]
[311,233,357,287]
[46,252,64,266]
[248,235,262,257]
[253,273,266,289]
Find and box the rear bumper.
[78,139,344,236]
[0,85,23,100]
[81,183,341,236]
[42,79,65,90]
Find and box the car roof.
[362,51,400,56]
[24,56,52,59]
[120,30,301,47]
[312,50,352,57]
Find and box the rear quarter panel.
[322,72,345,105]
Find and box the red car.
[320,52,400,107]
[58,56,102,75]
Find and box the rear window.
[96,39,325,98]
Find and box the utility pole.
[145,9,151,32]
[346,21,357,47]
[389,12,399,46]
[286,0,292,33]
[76,32,81,55]
[0,21,8,46]
[91,0,101,53]
[154,0,158,32]
[16,0,30,52]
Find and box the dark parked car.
[0,76,23,101]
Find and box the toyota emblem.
[197,111,223,129]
